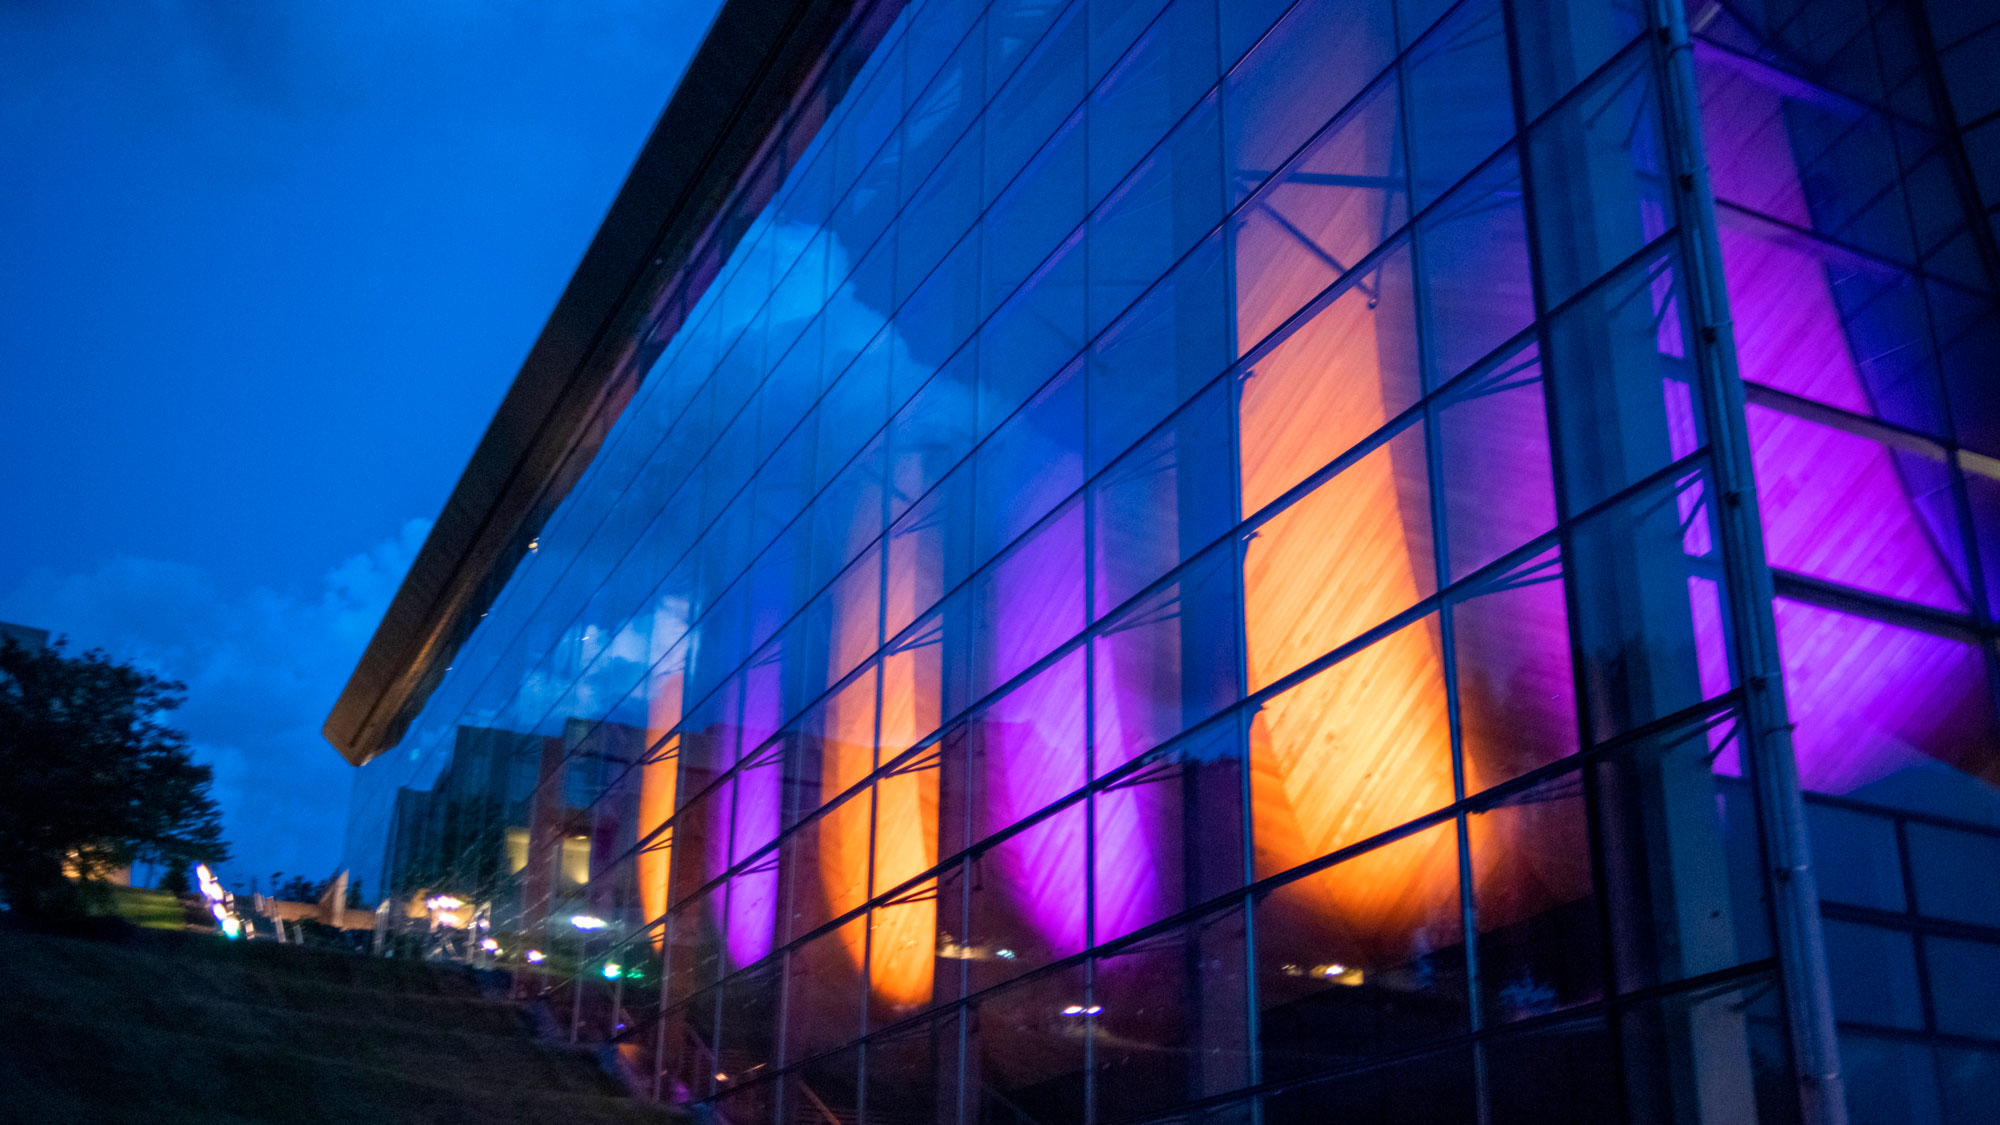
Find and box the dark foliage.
[0,638,227,919]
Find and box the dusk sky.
[0,0,718,893]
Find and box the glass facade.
[337,0,2000,1121]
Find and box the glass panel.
[1569,465,1733,743]
[1089,96,1223,335]
[1805,800,1907,913]
[1775,599,2000,824]
[970,651,1088,844]
[1093,722,1246,942]
[1416,150,1534,384]
[1543,249,1703,513]
[1404,0,1513,209]
[1472,772,1603,1022]
[1230,77,1405,354]
[1093,547,1239,772]
[1242,424,1435,691]
[1839,1031,1943,1125]
[1598,712,1776,987]
[1928,937,2000,1040]
[1092,382,1234,615]
[968,804,1089,992]
[1250,614,1452,876]
[1511,0,1645,118]
[1088,0,1219,202]
[1236,239,1419,513]
[967,962,1088,1121]
[784,918,865,1064]
[1720,210,1947,438]
[1088,236,1230,473]
[1094,909,1253,1114]
[1254,821,1468,1083]
[1822,919,1924,1030]
[1435,344,1557,581]
[865,1011,961,1122]
[1697,44,1917,265]
[1749,404,1971,613]
[1526,43,1673,308]
[971,501,1086,699]
[1452,550,1578,792]
[1904,822,2000,927]
[974,362,1084,563]
[1261,1046,1475,1123]
[1224,0,1395,205]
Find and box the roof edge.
[324,0,849,766]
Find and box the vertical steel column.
[1648,1,1846,1121]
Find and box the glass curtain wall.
[1689,3,2000,1122]
[341,0,1999,1121]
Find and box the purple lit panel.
[1747,406,1967,613]
[1452,558,1577,791]
[1774,599,2000,801]
[725,662,786,969]
[975,653,1087,843]
[977,503,1085,696]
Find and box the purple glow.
[982,532,1160,950]
[1699,47,1991,795]
[702,660,785,970]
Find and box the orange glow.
[638,664,685,952]
[1240,251,1455,951]
[636,736,678,952]
[816,639,941,1010]
[818,669,878,927]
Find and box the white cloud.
[0,518,431,892]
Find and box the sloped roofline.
[323,0,849,765]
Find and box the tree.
[0,638,228,919]
[278,875,321,903]
[159,859,192,896]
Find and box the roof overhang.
[324,0,850,766]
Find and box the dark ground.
[0,901,670,1124]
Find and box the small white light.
[480,938,500,953]
[715,1072,729,1082]
[602,962,622,979]
[525,949,546,964]
[1061,1005,1086,1017]
[995,948,1016,960]
[569,914,608,931]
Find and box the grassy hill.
[0,920,671,1124]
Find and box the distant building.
[0,622,50,651]
[328,1,2000,1122]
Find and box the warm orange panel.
[638,665,686,952]
[871,643,941,1008]
[818,668,879,940]
[1240,284,1453,946]
[1242,432,1434,691]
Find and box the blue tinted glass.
[1088,233,1228,467]
[976,363,1085,564]
[983,111,1087,317]
[1403,0,1514,208]
[978,231,1088,435]
[1225,0,1393,204]
[1088,0,1218,202]
[1089,96,1222,335]
[985,0,1087,201]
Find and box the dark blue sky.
[0,0,716,892]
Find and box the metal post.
[1649,1,1847,1120]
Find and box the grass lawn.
[99,884,191,931]
[0,925,674,1123]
